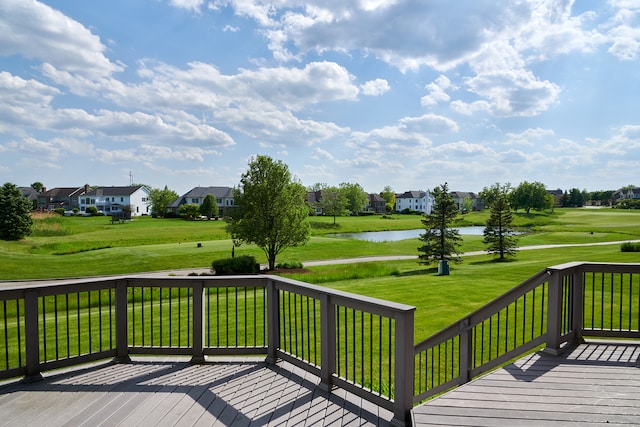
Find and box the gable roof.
[397,191,427,199]
[180,186,234,199]
[84,186,147,197]
[450,191,477,199]
[41,187,86,198]
[20,187,39,201]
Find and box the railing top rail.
[414,268,549,352]
[547,261,640,274]
[270,275,416,315]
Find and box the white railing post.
[392,308,415,427]
[114,280,131,363]
[191,281,205,363]
[319,293,336,392]
[24,290,42,382]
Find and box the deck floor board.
[0,357,393,427]
[412,342,640,426]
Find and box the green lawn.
[2,209,640,280]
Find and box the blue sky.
[1,0,639,196]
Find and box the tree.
[228,155,310,270]
[380,186,396,213]
[148,186,178,217]
[479,182,512,208]
[200,194,219,219]
[31,182,44,193]
[317,186,348,224]
[418,183,462,270]
[483,194,518,260]
[339,182,368,215]
[0,182,34,240]
[179,203,201,220]
[510,181,553,213]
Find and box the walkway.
[413,341,640,426]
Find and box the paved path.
[2,240,639,285]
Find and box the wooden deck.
[412,341,640,426]
[1,342,639,426]
[0,356,393,426]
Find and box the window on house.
[121,197,124,202]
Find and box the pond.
[328,226,486,242]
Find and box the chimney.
[84,184,90,193]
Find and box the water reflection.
[328,226,486,242]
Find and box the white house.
[395,191,433,214]
[80,185,151,217]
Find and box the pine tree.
[418,183,462,269]
[483,194,518,260]
[0,182,34,240]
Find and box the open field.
[1,208,640,280]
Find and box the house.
[613,187,640,201]
[38,185,89,211]
[367,194,386,214]
[167,186,236,216]
[450,191,482,212]
[307,191,323,215]
[79,185,150,217]
[20,187,39,208]
[395,191,433,214]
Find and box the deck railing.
[412,262,640,404]
[0,275,415,426]
[1,262,639,426]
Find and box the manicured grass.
[2,208,639,281]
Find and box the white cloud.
[169,0,205,12]
[0,0,122,78]
[360,79,390,96]
[421,75,453,106]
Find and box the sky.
[1,0,639,196]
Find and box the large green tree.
[510,181,553,213]
[200,194,219,219]
[0,182,34,240]
[317,186,348,224]
[479,182,512,208]
[339,182,368,215]
[418,183,462,269]
[483,194,518,260]
[148,186,178,217]
[380,186,396,213]
[228,155,310,270]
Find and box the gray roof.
[168,186,234,208]
[397,191,427,199]
[450,191,477,199]
[84,186,146,197]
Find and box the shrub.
[85,206,99,215]
[54,208,65,215]
[211,255,259,275]
[275,261,304,269]
[620,242,640,252]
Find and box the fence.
[0,275,415,426]
[1,262,639,426]
[413,262,640,404]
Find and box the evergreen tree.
[418,183,462,268]
[200,194,219,219]
[0,182,34,240]
[483,194,518,260]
